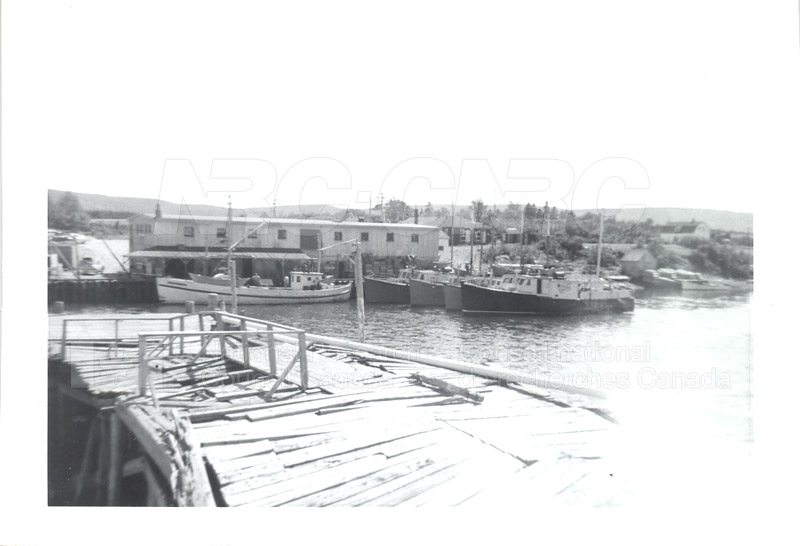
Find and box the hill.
[48,190,356,219]
[574,207,753,233]
[49,190,752,232]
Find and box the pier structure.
[49,309,623,507]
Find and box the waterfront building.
[126,212,440,284]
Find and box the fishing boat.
[363,269,412,304]
[443,276,494,311]
[156,271,352,305]
[409,270,459,306]
[461,270,635,315]
[188,272,248,287]
[680,277,730,292]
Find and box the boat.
[642,269,730,292]
[443,276,494,311]
[409,270,459,306]
[461,269,635,315]
[680,278,730,292]
[188,272,248,287]
[363,269,412,304]
[442,282,462,311]
[156,271,353,305]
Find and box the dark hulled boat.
[363,269,412,304]
[461,272,635,315]
[409,270,456,306]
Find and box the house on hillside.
[402,216,486,246]
[620,249,658,279]
[658,221,710,243]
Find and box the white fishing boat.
[157,271,352,305]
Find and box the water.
[64,290,754,503]
[67,291,753,440]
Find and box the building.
[403,216,487,246]
[126,212,441,284]
[658,221,711,243]
[619,248,658,279]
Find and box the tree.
[49,191,89,231]
[383,199,413,223]
[471,199,486,223]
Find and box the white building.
[126,212,441,284]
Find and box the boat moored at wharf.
[363,269,412,304]
[156,271,353,305]
[461,270,635,315]
[48,309,623,507]
[409,269,461,306]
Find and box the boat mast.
[596,212,604,278]
[450,203,455,266]
[226,196,237,312]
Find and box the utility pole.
[596,213,604,278]
[354,242,365,343]
[450,203,455,266]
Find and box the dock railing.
[135,311,309,399]
[59,314,193,358]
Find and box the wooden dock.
[49,310,624,507]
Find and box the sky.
[4,1,798,215]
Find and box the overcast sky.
[6,1,800,214]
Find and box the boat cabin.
[496,273,632,300]
[287,271,326,290]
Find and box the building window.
[248,229,257,239]
[334,231,343,241]
[145,224,152,234]
[136,224,143,233]
[217,227,226,238]
[361,232,369,242]
[438,246,444,251]
[184,226,194,238]
[411,234,419,243]
[278,229,287,240]
[386,233,394,242]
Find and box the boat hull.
[461,283,635,315]
[409,278,445,306]
[443,283,462,311]
[363,278,410,304]
[156,277,353,305]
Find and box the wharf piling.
[48,277,158,305]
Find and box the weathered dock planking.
[49,310,624,507]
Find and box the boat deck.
[49,311,623,507]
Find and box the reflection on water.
[64,291,754,449]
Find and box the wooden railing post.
[198,312,206,356]
[108,412,123,505]
[179,316,185,354]
[168,319,174,356]
[267,324,277,376]
[298,331,308,391]
[216,312,226,358]
[138,335,148,396]
[242,331,250,367]
[61,319,68,359]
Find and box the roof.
[131,214,438,231]
[401,216,480,229]
[127,246,311,261]
[620,249,655,262]
[659,222,706,234]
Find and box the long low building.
[127,211,441,284]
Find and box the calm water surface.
[69,291,753,446]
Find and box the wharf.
[49,310,623,507]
